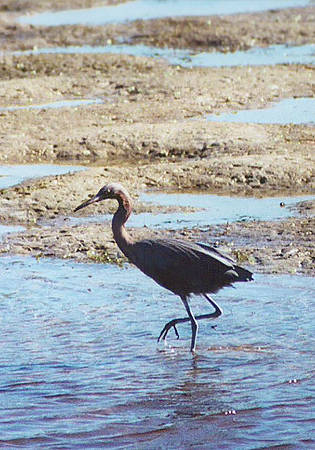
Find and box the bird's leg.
[181,296,198,352]
[158,317,187,342]
[158,295,222,343]
[203,294,223,318]
[158,296,199,351]
[172,324,180,339]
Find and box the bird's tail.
[234,265,253,282]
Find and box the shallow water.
[11,44,315,68]
[0,164,84,240]
[70,193,314,229]
[178,43,315,68]
[0,225,25,238]
[0,164,85,190]
[19,0,311,26]
[0,98,103,112]
[0,255,313,447]
[206,97,315,125]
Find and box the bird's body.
[75,182,253,352]
[129,238,251,296]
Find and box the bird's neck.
[112,195,134,258]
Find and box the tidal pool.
[0,255,313,447]
[19,0,311,26]
[206,97,315,125]
[70,193,314,229]
[0,225,25,238]
[11,44,315,68]
[0,164,85,190]
[0,98,103,112]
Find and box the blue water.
[71,193,314,229]
[11,44,315,68]
[0,164,85,239]
[179,43,315,68]
[0,98,103,112]
[0,225,25,238]
[0,255,313,447]
[206,97,315,125]
[18,0,311,26]
[0,164,85,190]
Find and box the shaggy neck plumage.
[111,193,134,258]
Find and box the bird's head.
[74,182,126,212]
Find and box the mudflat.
[0,0,314,274]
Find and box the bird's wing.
[197,241,253,282]
[196,242,236,264]
[130,238,235,294]
[132,238,234,272]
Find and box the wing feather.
[129,238,238,295]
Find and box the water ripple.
[0,256,313,447]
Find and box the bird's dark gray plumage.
[75,182,253,352]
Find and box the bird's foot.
[157,319,180,342]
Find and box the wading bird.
[75,183,253,352]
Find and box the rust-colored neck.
[112,191,134,258]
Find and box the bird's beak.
[74,193,102,212]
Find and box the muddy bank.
[2,53,313,109]
[211,214,314,275]
[0,164,313,275]
[1,6,314,52]
[0,0,124,14]
[0,160,314,277]
[0,52,314,196]
[0,165,313,226]
[0,1,314,276]
[1,208,313,275]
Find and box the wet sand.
[0,0,314,275]
[1,3,314,51]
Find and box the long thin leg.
[203,294,223,318]
[181,295,198,352]
[158,294,222,343]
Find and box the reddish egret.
[75,183,253,352]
